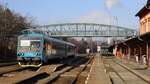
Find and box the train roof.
[43,34,76,47]
[18,33,76,47]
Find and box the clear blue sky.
[0,0,147,30]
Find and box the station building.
[110,0,150,68]
[136,0,150,35]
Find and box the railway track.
[0,62,70,84]
[0,54,95,84]
[0,62,17,67]
[0,65,27,76]
[103,56,150,84]
[44,54,94,84]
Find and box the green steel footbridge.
[22,23,137,37]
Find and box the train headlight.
[17,53,20,56]
[35,53,39,56]
[17,53,24,56]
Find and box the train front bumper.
[17,57,42,67]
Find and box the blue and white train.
[17,33,76,67]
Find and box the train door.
[44,40,52,62]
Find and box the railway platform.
[86,54,111,84]
[115,58,150,76]
[114,57,150,83]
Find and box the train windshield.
[18,37,42,52]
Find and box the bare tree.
[0,4,32,61]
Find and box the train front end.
[17,34,44,67]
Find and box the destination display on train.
[19,37,42,47]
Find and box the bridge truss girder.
[22,23,137,37]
